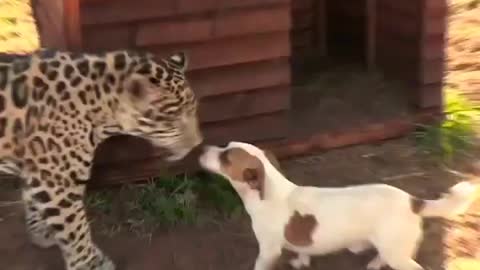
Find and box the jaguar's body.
[0,49,202,270]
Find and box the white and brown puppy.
[199,142,477,270]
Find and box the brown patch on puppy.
[284,211,317,246]
[410,196,426,214]
[219,148,265,199]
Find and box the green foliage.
[127,176,198,227]
[87,172,243,230]
[415,89,479,162]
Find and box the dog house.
[32,0,447,185]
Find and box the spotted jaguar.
[0,48,203,270]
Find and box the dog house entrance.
[289,0,411,139]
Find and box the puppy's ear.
[263,149,282,172]
[243,168,258,182]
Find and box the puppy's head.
[199,142,280,200]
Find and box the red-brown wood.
[136,4,290,47]
[202,111,289,144]
[415,83,443,109]
[83,24,133,51]
[292,0,313,11]
[150,32,290,71]
[366,0,376,70]
[80,0,289,25]
[259,109,441,159]
[199,86,290,123]
[63,0,82,50]
[314,0,327,57]
[188,58,291,97]
[31,0,67,49]
[94,111,289,165]
[90,109,441,186]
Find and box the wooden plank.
[420,59,444,84]
[260,109,441,159]
[150,32,291,71]
[81,0,177,25]
[424,0,447,18]
[292,0,314,11]
[90,110,441,186]
[378,0,421,18]
[330,0,365,18]
[199,86,290,123]
[95,110,289,166]
[202,111,289,144]
[377,8,421,39]
[423,17,446,36]
[81,0,289,26]
[63,0,82,50]
[292,10,314,31]
[422,36,445,60]
[136,4,291,46]
[83,25,133,51]
[136,15,212,46]
[366,0,376,70]
[214,4,291,38]
[314,0,327,57]
[31,0,67,49]
[219,0,289,9]
[188,58,291,97]
[415,83,443,109]
[291,29,315,49]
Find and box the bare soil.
[1,138,479,270]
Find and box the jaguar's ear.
[167,52,188,72]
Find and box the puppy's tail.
[413,181,477,218]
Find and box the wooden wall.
[290,0,446,108]
[377,0,446,110]
[34,0,292,169]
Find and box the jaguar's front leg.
[24,164,114,270]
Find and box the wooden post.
[63,0,82,50]
[366,0,376,70]
[31,0,82,50]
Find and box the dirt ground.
[1,138,480,270]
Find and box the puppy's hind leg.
[289,253,311,269]
[254,240,282,270]
[372,218,424,270]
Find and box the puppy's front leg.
[254,240,282,270]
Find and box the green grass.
[87,172,243,232]
[415,89,480,162]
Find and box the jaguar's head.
[117,52,202,161]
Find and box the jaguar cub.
[0,49,203,270]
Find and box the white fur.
[199,142,477,270]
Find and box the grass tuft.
[87,172,243,233]
[415,89,479,162]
